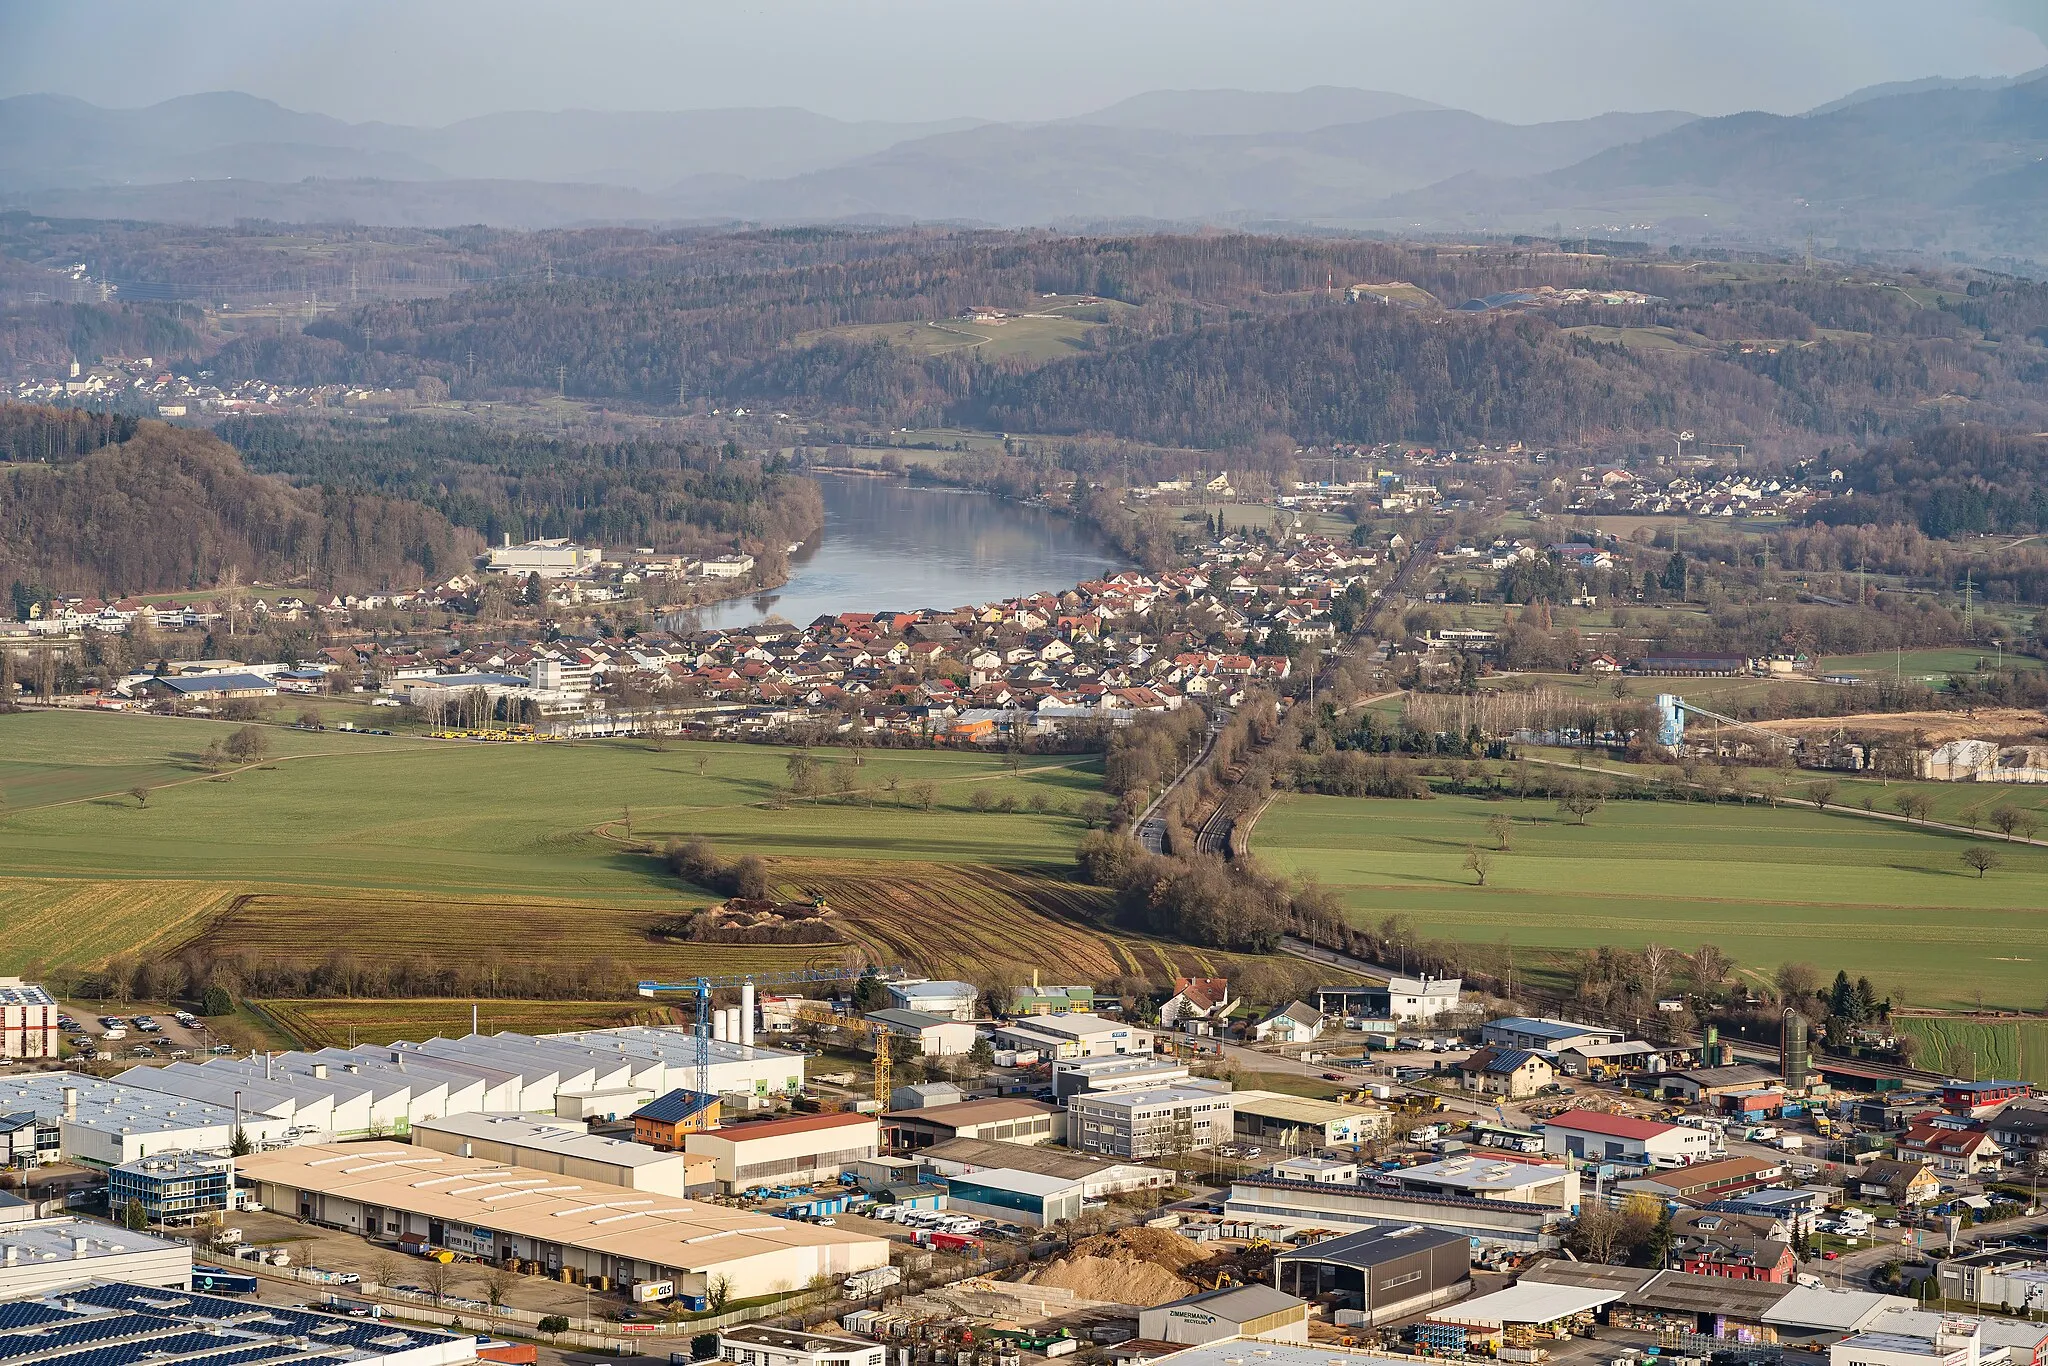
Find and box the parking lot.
[52,1000,229,1064]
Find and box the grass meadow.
[1251,790,2048,1010]
[0,710,1106,977]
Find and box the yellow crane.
[785,998,893,1109]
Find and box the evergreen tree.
[852,969,888,1014]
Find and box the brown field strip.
[256,997,666,1048]
[171,860,1241,986]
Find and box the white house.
[1253,1002,1325,1045]
[1540,1110,1712,1165]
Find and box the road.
[1133,723,1219,854]
[1193,535,1440,858]
[1825,1208,2048,1291]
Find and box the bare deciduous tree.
[1462,845,1492,886]
[1689,944,1733,990]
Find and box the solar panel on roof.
[0,1303,78,1331]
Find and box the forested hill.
[175,229,2048,447]
[1816,425,2048,538]
[25,225,2048,448]
[216,415,825,558]
[970,307,1688,447]
[0,409,475,595]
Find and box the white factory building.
[108,1025,809,1137]
[241,1141,884,1301]
[686,1113,881,1193]
[485,537,602,577]
[0,979,59,1060]
[994,1013,1152,1060]
[411,1113,710,1197]
[0,1219,193,1297]
[0,1074,292,1166]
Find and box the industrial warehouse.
[236,1141,888,1299]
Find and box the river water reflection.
[671,475,1125,631]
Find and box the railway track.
[1199,534,1443,860]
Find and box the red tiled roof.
[706,1112,875,1143]
[1547,1109,1675,1140]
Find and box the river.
[670,474,1126,631]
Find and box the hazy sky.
[2,0,2045,126]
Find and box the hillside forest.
[12,222,2048,454]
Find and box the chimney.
[311,1063,328,1080]
[63,1087,78,1120]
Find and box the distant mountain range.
[7,74,2048,258]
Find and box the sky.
[1,0,2044,127]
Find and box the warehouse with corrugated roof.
[237,1141,886,1300]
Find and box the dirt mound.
[1021,1228,1216,1307]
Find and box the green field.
[1892,1017,2048,1082]
[1818,649,2041,684]
[1562,325,1704,352]
[1517,747,2048,833]
[797,301,1131,364]
[0,711,1107,976]
[1251,791,2048,1009]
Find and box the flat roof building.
[686,1113,880,1194]
[239,1141,885,1301]
[108,1152,233,1225]
[0,1280,472,1366]
[0,1074,293,1166]
[1831,1321,1991,1366]
[718,1324,883,1366]
[1389,1155,1579,1207]
[486,538,602,578]
[940,1168,1085,1227]
[0,979,58,1060]
[917,1137,1173,1197]
[1069,1086,1234,1160]
[0,1222,192,1298]
[1051,1056,1193,1101]
[410,1113,712,1197]
[994,1014,1150,1060]
[1274,1225,1471,1327]
[1316,978,1462,1024]
[1225,1176,1568,1253]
